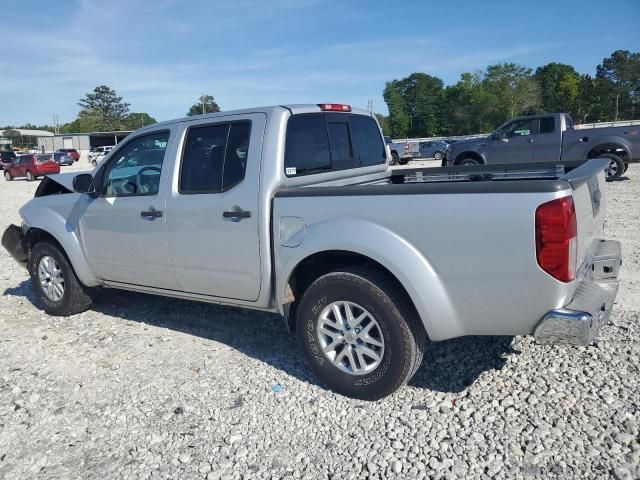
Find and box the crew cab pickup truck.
[445,113,640,181]
[2,104,622,400]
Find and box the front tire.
[434,151,443,161]
[28,241,93,316]
[296,267,426,400]
[390,152,399,165]
[457,157,481,166]
[4,171,12,181]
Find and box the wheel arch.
[454,151,486,165]
[586,141,631,162]
[22,207,99,287]
[276,219,460,340]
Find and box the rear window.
[284,113,385,176]
[35,154,52,163]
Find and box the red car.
[56,148,80,162]
[4,154,60,181]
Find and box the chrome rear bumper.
[534,239,621,346]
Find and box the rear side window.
[350,115,386,166]
[284,115,331,174]
[285,113,385,176]
[179,121,251,194]
[539,117,555,134]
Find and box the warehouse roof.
[0,129,54,137]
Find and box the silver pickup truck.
[445,113,640,182]
[2,104,622,400]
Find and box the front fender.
[20,201,100,287]
[276,218,461,341]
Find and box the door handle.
[527,138,534,143]
[140,209,163,219]
[223,210,251,220]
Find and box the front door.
[78,130,178,289]
[484,118,535,164]
[165,113,265,301]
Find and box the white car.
[89,146,114,165]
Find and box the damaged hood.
[35,170,91,197]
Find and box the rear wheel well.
[454,151,484,165]
[587,144,628,162]
[284,250,422,334]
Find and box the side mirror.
[73,173,96,194]
[491,133,501,141]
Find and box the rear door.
[484,118,535,164]
[533,116,562,162]
[165,113,265,301]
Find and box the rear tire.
[296,267,426,400]
[398,158,408,165]
[391,152,399,165]
[597,153,624,182]
[28,241,93,316]
[4,171,12,181]
[26,170,35,182]
[434,151,443,161]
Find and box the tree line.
[380,50,640,138]
[1,87,221,134]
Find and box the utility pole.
[202,93,205,115]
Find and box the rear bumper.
[534,239,621,346]
[1,224,28,268]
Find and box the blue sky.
[1,0,639,126]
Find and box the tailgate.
[561,159,608,272]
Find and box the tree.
[442,72,494,135]
[482,63,541,124]
[534,63,580,114]
[123,112,157,130]
[186,95,221,116]
[596,50,640,120]
[383,81,410,137]
[77,85,130,131]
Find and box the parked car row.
[3,153,60,181]
[385,137,453,165]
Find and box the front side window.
[101,131,169,197]
[504,119,533,138]
[179,121,251,194]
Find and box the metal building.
[37,131,132,162]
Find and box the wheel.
[28,241,93,316]
[391,152,399,165]
[457,158,481,166]
[623,162,629,174]
[434,151,443,161]
[598,153,624,182]
[296,267,426,400]
[4,171,12,181]
[398,158,408,165]
[26,170,35,181]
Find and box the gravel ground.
[0,162,638,479]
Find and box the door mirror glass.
[73,173,96,194]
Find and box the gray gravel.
[0,162,639,479]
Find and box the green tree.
[482,63,541,124]
[443,72,494,135]
[534,63,580,114]
[186,95,221,116]
[596,50,640,120]
[123,112,157,130]
[77,85,130,131]
[383,81,410,137]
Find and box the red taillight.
[535,196,577,282]
[404,143,409,150]
[318,103,351,112]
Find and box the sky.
[1,0,639,126]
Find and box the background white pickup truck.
[2,104,621,400]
